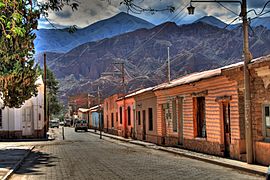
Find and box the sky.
[38,0,270,29]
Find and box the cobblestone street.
[10,127,264,180]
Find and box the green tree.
[46,68,61,117]
[38,66,61,117]
[0,0,78,108]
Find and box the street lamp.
[187,0,270,164]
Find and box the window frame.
[111,112,114,128]
[193,96,206,138]
[119,107,122,124]
[148,108,153,131]
[137,111,141,125]
[127,106,131,126]
[262,104,270,141]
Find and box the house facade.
[0,76,45,139]
[221,55,270,165]
[103,94,122,135]
[78,108,90,123]
[133,88,159,143]
[116,96,135,138]
[153,68,244,160]
[89,105,102,130]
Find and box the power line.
[122,3,190,62]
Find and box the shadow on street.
[12,149,58,176]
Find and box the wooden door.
[223,103,231,157]
[142,110,146,140]
[178,98,184,145]
[22,108,33,136]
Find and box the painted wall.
[116,97,135,138]
[0,77,45,138]
[154,75,241,158]
[135,91,158,144]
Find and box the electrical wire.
[122,3,190,62]
[217,2,239,16]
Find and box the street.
[10,127,263,180]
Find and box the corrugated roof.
[153,68,221,91]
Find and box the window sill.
[263,138,270,143]
[195,137,207,141]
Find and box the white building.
[0,76,45,139]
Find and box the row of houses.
[79,55,270,166]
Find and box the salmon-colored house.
[116,95,135,138]
[103,94,122,135]
[152,55,270,165]
[153,67,244,161]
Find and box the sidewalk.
[88,129,268,176]
[0,145,34,180]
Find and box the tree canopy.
[0,0,78,108]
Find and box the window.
[111,113,114,128]
[263,105,270,138]
[194,97,206,138]
[39,113,41,121]
[116,112,118,122]
[172,99,177,132]
[127,106,131,126]
[148,108,153,131]
[119,107,122,124]
[138,111,141,125]
[0,109,2,128]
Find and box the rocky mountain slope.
[37,21,270,101]
[34,12,155,53]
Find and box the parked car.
[49,119,59,128]
[75,119,88,132]
[59,121,65,126]
[64,119,72,127]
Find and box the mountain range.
[35,13,270,102]
[34,12,154,53]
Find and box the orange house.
[116,95,135,138]
[153,67,244,160]
[103,94,122,135]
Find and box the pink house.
[116,95,135,138]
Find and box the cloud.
[38,0,267,29]
[55,9,72,19]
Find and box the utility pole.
[242,0,253,164]
[113,62,127,138]
[121,63,127,138]
[98,86,102,139]
[44,53,47,138]
[167,47,171,83]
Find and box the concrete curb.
[89,130,267,177]
[2,146,35,180]
[157,147,266,176]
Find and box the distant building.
[0,76,45,139]
[68,93,98,118]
